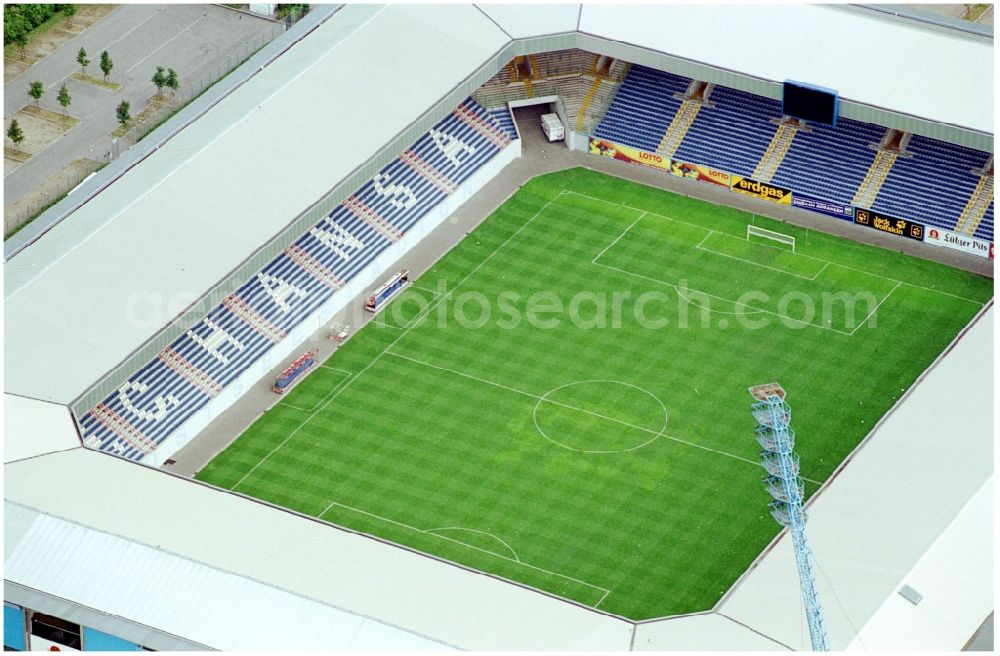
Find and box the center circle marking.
[532,380,668,453]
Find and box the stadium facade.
[4,4,992,650]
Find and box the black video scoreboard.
[782,81,838,126]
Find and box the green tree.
[7,119,25,151]
[5,9,30,59]
[62,3,76,26]
[151,65,166,98]
[76,46,89,75]
[116,100,131,129]
[57,83,71,114]
[3,9,28,46]
[28,80,44,106]
[165,67,179,97]
[99,50,113,81]
[21,4,52,28]
[11,25,29,60]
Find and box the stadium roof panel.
[578,3,992,134]
[3,395,80,463]
[4,4,509,405]
[4,502,454,651]
[6,3,991,409]
[5,451,635,650]
[3,4,994,649]
[476,3,580,37]
[716,306,993,649]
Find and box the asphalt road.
[4,4,280,210]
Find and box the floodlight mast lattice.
[749,383,829,651]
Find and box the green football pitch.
[196,167,991,620]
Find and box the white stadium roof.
[4,4,509,405]
[4,3,994,651]
[581,3,993,134]
[5,3,991,408]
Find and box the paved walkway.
[4,4,280,211]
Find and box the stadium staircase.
[852,149,899,209]
[954,157,994,237]
[751,120,803,183]
[671,84,783,176]
[654,81,712,159]
[870,134,992,238]
[78,98,517,462]
[770,117,883,206]
[593,65,691,152]
[589,60,994,242]
[486,107,518,141]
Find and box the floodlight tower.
[749,382,829,652]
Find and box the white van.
[540,113,565,142]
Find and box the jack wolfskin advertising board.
[854,208,925,241]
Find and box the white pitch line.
[596,261,862,332]
[319,499,608,602]
[276,402,311,412]
[564,189,986,305]
[319,366,355,375]
[384,350,822,482]
[231,195,567,490]
[694,243,826,281]
[426,527,521,562]
[387,350,665,435]
[564,189,720,235]
[693,229,715,250]
[849,281,902,336]
[592,211,647,262]
[411,286,444,297]
[231,371,356,489]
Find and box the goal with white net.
[747,224,796,253]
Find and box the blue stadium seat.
[80,99,517,460]
[871,135,991,234]
[487,107,518,141]
[593,65,690,152]
[589,65,993,242]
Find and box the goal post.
[747,224,796,253]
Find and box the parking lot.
[4,4,281,228]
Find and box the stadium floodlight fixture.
[749,382,829,651]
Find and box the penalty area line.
[318,498,610,605]
[566,189,986,305]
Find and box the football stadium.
[4,4,993,651]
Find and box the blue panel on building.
[4,603,27,651]
[83,626,141,651]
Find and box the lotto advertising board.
[924,226,992,259]
[669,159,731,187]
[589,138,672,173]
